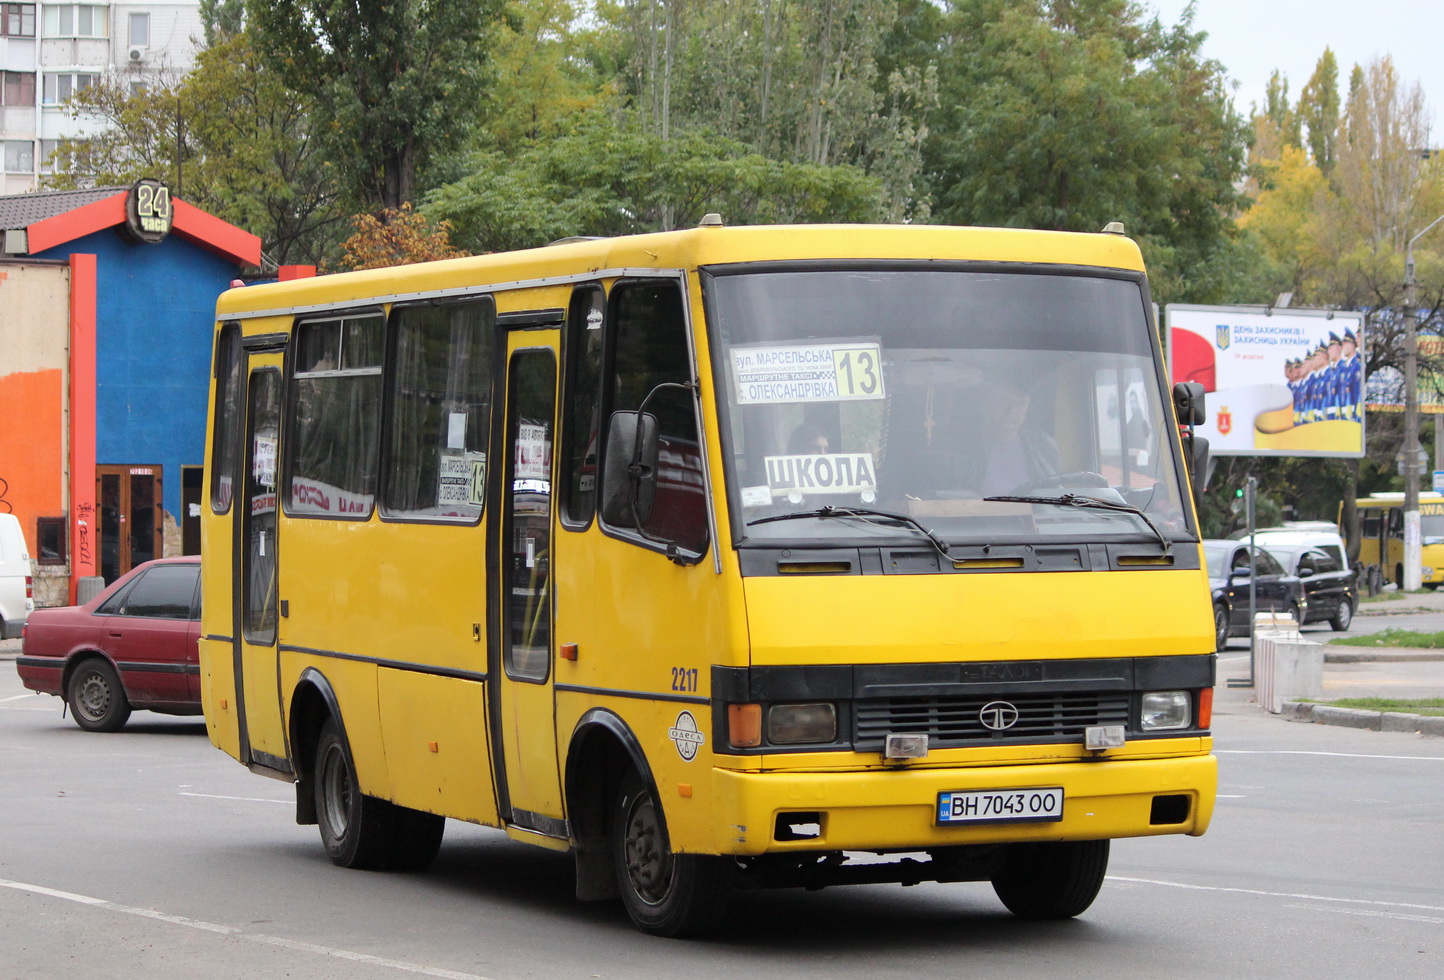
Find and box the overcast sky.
[1147,0,1441,137]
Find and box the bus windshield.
[705,266,1191,549]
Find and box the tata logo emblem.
[979,701,1020,731]
[1216,324,1231,350]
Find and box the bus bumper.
[705,753,1217,856]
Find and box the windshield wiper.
[747,506,952,561]
[983,493,1173,556]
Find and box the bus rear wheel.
[612,771,731,936]
[315,718,393,870]
[991,839,1109,919]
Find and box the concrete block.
[1380,712,1422,733]
[1418,716,1444,738]
[1311,705,1381,730]
[1278,701,1316,722]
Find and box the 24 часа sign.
[1168,305,1365,458]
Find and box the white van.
[0,513,34,639]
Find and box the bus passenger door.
[235,357,288,768]
[493,335,565,834]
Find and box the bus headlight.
[1141,691,1191,731]
[767,703,837,744]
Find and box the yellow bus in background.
[199,220,1217,936]
[1347,492,1444,590]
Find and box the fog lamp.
[1141,691,1191,731]
[766,703,837,744]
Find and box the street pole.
[1403,214,1444,591]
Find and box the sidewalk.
[1218,587,1444,734]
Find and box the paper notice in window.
[732,343,885,404]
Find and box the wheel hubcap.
[320,745,351,836]
[623,793,672,905]
[77,673,109,719]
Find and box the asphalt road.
[2,657,1442,979]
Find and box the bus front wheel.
[991,839,1109,919]
[315,718,392,870]
[611,771,731,936]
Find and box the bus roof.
[215,223,1147,320]
[1362,492,1444,502]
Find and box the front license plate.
[937,787,1064,825]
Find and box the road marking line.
[0,877,499,980]
[1110,876,1444,914]
[1,694,38,702]
[1216,794,1246,798]
[1218,749,1444,762]
[1286,902,1444,925]
[179,791,290,805]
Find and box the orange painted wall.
[0,369,65,552]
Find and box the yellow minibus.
[200,220,1217,935]
[1347,492,1444,590]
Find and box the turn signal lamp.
[1199,687,1214,729]
[728,703,762,747]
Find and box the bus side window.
[561,286,605,527]
[1360,511,1380,537]
[287,314,384,518]
[210,322,244,514]
[382,298,495,522]
[1388,508,1403,537]
[602,281,708,557]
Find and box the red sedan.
[16,557,202,731]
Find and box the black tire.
[314,718,393,869]
[612,770,731,936]
[991,839,1109,920]
[1330,597,1354,632]
[1285,600,1301,627]
[66,658,132,732]
[1426,582,1441,592]
[1213,603,1230,652]
[1396,564,1405,589]
[386,805,446,872]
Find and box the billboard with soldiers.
[1167,305,1365,458]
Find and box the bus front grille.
[854,693,1131,749]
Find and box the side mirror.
[1181,431,1210,510]
[1173,381,1206,426]
[600,411,659,528]
[1299,567,1315,578]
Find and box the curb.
[1279,700,1444,736]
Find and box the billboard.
[1168,305,1365,457]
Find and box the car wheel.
[1286,600,1301,627]
[66,658,132,732]
[992,839,1110,919]
[1213,603,1230,651]
[1330,598,1354,631]
[314,718,393,869]
[612,770,731,936]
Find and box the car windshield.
[705,266,1191,549]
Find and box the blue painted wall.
[35,230,238,521]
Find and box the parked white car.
[0,513,35,639]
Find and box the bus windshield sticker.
[765,453,878,504]
[447,411,467,449]
[669,711,704,761]
[741,485,772,508]
[732,343,886,404]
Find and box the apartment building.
[1,2,202,193]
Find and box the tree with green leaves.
[924,0,1248,305]
[1298,48,1340,179]
[246,0,507,211]
[426,121,886,254]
